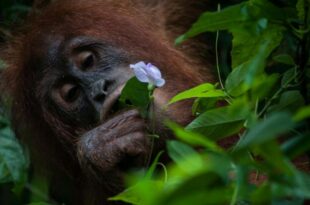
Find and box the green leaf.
[254,140,292,174]
[268,90,305,113]
[161,172,232,205]
[231,24,283,75]
[145,151,164,180]
[168,83,226,105]
[0,127,28,184]
[176,2,249,43]
[186,104,248,140]
[27,203,51,205]
[191,97,218,116]
[235,112,295,149]
[281,68,298,87]
[119,77,150,111]
[225,64,250,97]
[293,106,310,122]
[247,0,287,21]
[272,170,310,199]
[166,122,223,153]
[0,59,7,70]
[273,54,295,65]
[110,180,163,205]
[167,140,200,165]
[226,24,283,97]
[296,0,305,20]
[251,73,279,99]
[29,172,49,203]
[282,133,310,159]
[176,0,285,44]
[251,184,272,204]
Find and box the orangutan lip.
[99,84,125,121]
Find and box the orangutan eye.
[59,83,81,103]
[75,51,96,70]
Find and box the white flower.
[130,61,165,87]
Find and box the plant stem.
[216,4,224,90]
[298,2,309,104]
[258,68,298,117]
[146,89,156,168]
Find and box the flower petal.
[155,78,165,87]
[146,63,162,79]
[130,61,165,87]
[132,66,149,83]
[130,61,149,83]
[130,61,147,71]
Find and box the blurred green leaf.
[281,68,299,87]
[254,140,292,173]
[293,106,310,121]
[268,90,305,113]
[272,170,310,199]
[160,172,232,205]
[248,0,287,21]
[282,133,310,159]
[167,141,200,165]
[28,203,51,205]
[273,54,295,65]
[145,151,164,180]
[225,64,250,96]
[110,180,163,205]
[0,59,7,70]
[231,25,283,89]
[167,122,223,152]
[296,0,305,20]
[272,199,304,205]
[251,184,272,204]
[235,112,295,149]
[28,172,49,203]
[251,73,279,99]
[0,127,28,184]
[231,23,283,68]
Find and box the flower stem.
[146,86,156,168]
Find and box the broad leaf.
[296,0,305,20]
[282,133,310,159]
[168,83,225,105]
[235,112,295,149]
[161,173,232,205]
[167,140,200,166]
[186,105,248,140]
[293,106,310,122]
[273,54,295,65]
[0,127,28,184]
[281,68,299,87]
[119,77,150,111]
[176,2,248,44]
[225,64,250,96]
[167,122,223,153]
[231,23,283,68]
[110,180,163,205]
[268,90,305,113]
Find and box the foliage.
[0,116,28,184]
[0,0,309,205]
[0,0,31,27]
[113,0,310,205]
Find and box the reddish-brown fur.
[1,1,214,204]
